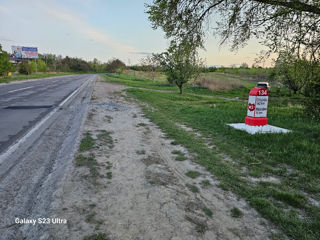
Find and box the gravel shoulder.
[50,79,279,239]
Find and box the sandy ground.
[50,79,279,240]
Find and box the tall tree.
[146,0,320,60]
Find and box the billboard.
[11,46,38,59]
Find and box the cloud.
[0,36,14,42]
[130,51,153,55]
[44,4,138,54]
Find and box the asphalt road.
[0,74,96,239]
[0,75,91,153]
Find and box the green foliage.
[146,0,320,59]
[36,59,47,72]
[230,207,243,218]
[202,207,213,217]
[19,61,33,75]
[79,132,95,151]
[83,233,109,240]
[154,42,203,94]
[0,44,14,76]
[30,61,37,73]
[275,52,311,94]
[185,170,201,179]
[105,58,126,73]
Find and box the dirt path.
[50,80,278,240]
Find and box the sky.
[0,0,270,67]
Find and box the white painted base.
[227,123,291,135]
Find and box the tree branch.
[253,0,320,15]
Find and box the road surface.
[0,75,92,153]
[0,74,96,239]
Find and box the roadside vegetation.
[0,43,128,83]
[104,72,320,240]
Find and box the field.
[103,72,320,240]
[0,72,74,84]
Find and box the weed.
[106,165,112,170]
[97,130,114,149]
[186,184,200,193]
[172,150,187,161]
[202,207,213,217]
[136,150,146,155]
[200,180,211,188]
[170,141,179,145]
[230,207,243,218]
[133,113,137,118]
[172,150,182,154]
[141,155,162,166]
[137,122,147,127]
[175,155,187,161]
[185,216,208,234]
[86,212,97,223]
[195,223,208,234]
[106,172,112,179]
[75,154,101,181]
[75,154,87,167]
[89,203,96,208]
[79,132,95,151]
[185,170,201,179]
[83,233,109,240]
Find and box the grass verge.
[104,74,320,240]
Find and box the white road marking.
[8,86,34,93]
[0,78,92,164]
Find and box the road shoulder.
[50,79,279,239]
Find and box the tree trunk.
[179,84,183,94]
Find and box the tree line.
[0,45,127,76]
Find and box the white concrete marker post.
[227,86,291,134]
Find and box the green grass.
[0,72,74,83]
[202,207,213,217]
[97,130,114,149]
[185,170,201,179]
[136,150,146,155]
[172,150,187,161]
[106,172,112,179]
[186,183,200,193]
[75,154,100,179]
[200,180,211,188]
[79,132,95,151]
[230,207,243,218]
[83,233,109,240]
[104,73,320,240]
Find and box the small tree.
[275,52,311,94]
[36,59,48,72]
[155,42,202,94]
[140,55,160,82]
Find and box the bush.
[36,59,48,72]
[18,61,33,75]
[0,44,14,76]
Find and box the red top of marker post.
[245,87,269,126]
[249,88,269,96]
